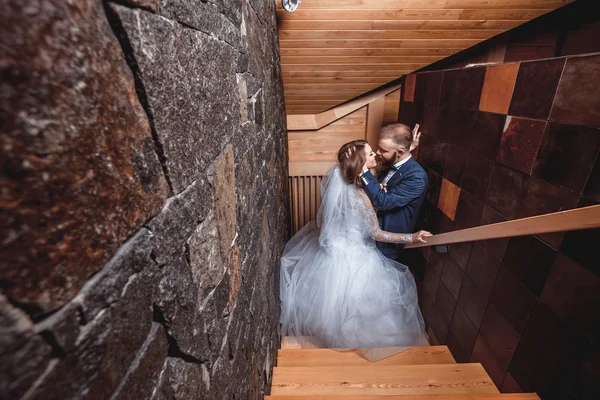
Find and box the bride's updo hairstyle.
[337,140,368,187]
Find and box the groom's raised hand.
[409,123,421,153]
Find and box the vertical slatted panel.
[288,175,325,235]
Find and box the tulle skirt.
[280,222,428,356]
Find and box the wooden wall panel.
[289,176,324,234]
[383,90,401,124]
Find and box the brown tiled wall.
[400,53,600,400]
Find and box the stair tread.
[277,346,456,366]
[271,364,500,396]
[266,395,540,399]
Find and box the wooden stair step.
[271,364,500,396]
[266,395,540,400]
[276,346,456,367]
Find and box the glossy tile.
[447,109,479,149]
[509,58,566,120]
[490,268,537,334]
[441,256,465,300]
[404,73,416,102]
[419,135,448,176]
[500,372,523,393]
[561,197,600,276]
[541,253,600,343]
[497,116,547,175]
[438,178,461,221]
[478,206,510,262]
[449,304,478,361]
[502,235,557,296]
[462,156,494,202]
[480,303,521,368]
[485,164,529,220]
[550,54,600,128]
[443,145,468,186]
[509,301,588,398]
[458,274,489,329]
[425,71,443,106]
[449,242,472,271]
[479,64,520,114]
[518,178,580,218]
[471,334,507,388]
[440,67,486,110]
[466,243,502,298]
[472,112,506,161]
[583,154,600,202]
[454,190,484,230]
[434,281,457,327]
[533,122,600,194]
[425,169,442,206]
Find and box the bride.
[280,140,431,354]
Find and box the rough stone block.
[0,0,168,312]
[110,5,241,192]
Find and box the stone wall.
[0,0,289,398]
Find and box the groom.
[359,123,428,261]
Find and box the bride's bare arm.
[355,190,431,244]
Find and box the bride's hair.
[337,140,368,187]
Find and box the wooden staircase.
[267,337,539,400]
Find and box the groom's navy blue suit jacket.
[361,157,428,260]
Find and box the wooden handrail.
[287,83,401,131]
[405,204,600,249]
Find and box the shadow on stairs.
[266,337,539,399]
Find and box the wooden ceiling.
[276,0,574,115]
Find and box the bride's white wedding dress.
[280,167,428,356]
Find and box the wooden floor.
[267,337,540,399]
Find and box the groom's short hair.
[380,123,413,149]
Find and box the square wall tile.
[480,303,521,368]
[571,349,600,400]
[466,243,502,298]
[458,274,489,329]
[561,197,600,276]
[541,253,600,343]
[497,116,547,175]
[509,58,566,120]
[472,112,506,161]
[441,256,465,300]
[428,308,450,344]
[490,268,537,334]
[444,145,468,186]
[440,67,486,110]
[447,109,479,149]
[434,281,458,327]
[404,73,416,102]
[421,105,440,138]
[399,100,418,128]
[419,135,448,176]
[449,305,479,361]
[449,242,472,271]
[414,73,429,105]
[425,169,442,206]
[509,302,588,398]
[485,164,529,220]
[550,54,600,128]
[421,266,440,316]
[500,373,523,393]
[471,335,507,388]
[518,178,580,219]
[446,331,471,363]
[479,64,520,114]
[425,71,443,106]
[503,235,557,296]
[454,190,484,230]
[583,155,600,202]
[462,156,494,202]
[478,206,510,262]
[438,178,461,221]
[533,122,600,194]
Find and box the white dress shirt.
[382,155,412,185]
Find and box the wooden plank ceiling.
[276,0,574,115]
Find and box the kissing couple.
[280,123,433,357]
